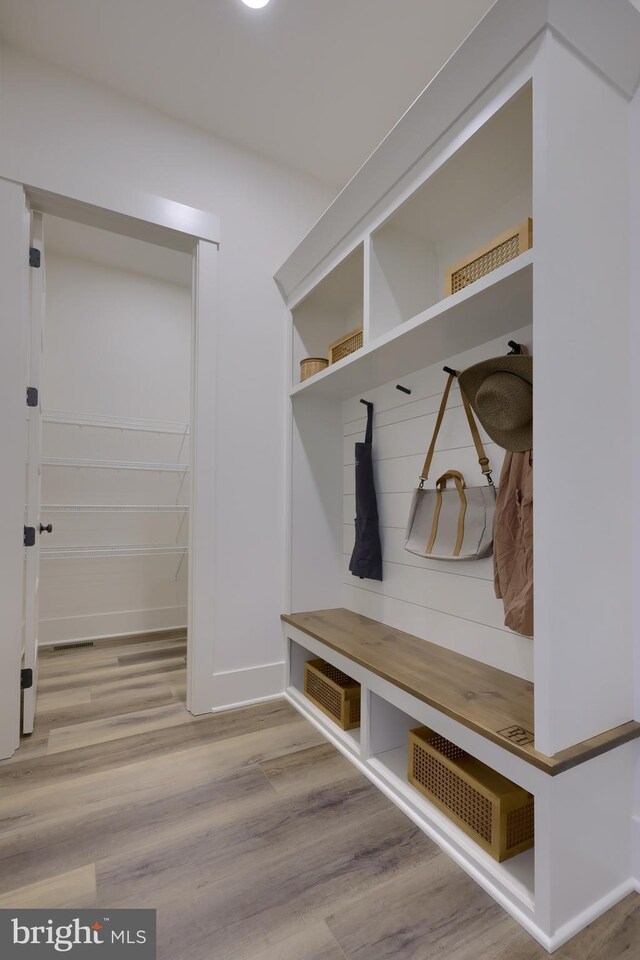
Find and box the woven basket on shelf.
[444,218,533,296]
[328,327,363,364]
[300,357,329,382]
[408,726,534,862]
[304,658,361,730]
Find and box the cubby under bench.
[282,608,640,952]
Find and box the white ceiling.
[0,0,494,187]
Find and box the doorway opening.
[0,177,218,761]
[25,215,193,736]
[21,213,193,744]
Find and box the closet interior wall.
[39,218,192,646]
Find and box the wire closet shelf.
[40,544,188,560]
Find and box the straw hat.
[458,355,533,453]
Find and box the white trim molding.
[0,173,220,747]
[18,178,220,253]
[211,661,286,712]
[546,879,638,953]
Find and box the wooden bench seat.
[282,608,640,775]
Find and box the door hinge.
[24,526,36,547]
[29,247,41,268]
[21,668,33,690]
[26,386,39,407]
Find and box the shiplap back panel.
[342,324,533,681]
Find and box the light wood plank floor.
[1,634,639,959]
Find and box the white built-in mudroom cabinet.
[276,0,640,951]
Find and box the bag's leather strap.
[459,388,493,482]
[427,470,468,557]
[420,372,492,485]
[436,469,466,489]
[420,373,455,482]
[425,492,443,555]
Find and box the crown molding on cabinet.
[275,0,640,303]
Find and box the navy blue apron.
[349,401,383,581]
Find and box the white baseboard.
[210,693,284,714]
[39,606,187,646]
[547,878,637,952]
[211,661,285,711]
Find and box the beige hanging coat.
[493,450,533,636]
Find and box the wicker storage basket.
[304,658,361,730]
[328,327,363,364]
[408,726,534,862]
[300,357,329,382]
[444,218,533,296]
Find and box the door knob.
[39,523,53,534]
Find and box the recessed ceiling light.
[241,0,270,8]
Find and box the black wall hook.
[395,384,411,395]
[507,340,522,355]
[360,399,373,408]
[443,366,458,377]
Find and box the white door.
[22,212,46,735]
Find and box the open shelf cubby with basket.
[276,1,640,952]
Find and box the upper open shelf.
[291,243,364,385]
[291,248,532,400]
[290,83,533,399]
[369,83,532,341]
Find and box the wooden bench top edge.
[282,609,640,775]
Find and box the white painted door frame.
[0,176,220,758]
[23,211,45,734]
[187,239,218,717]
[0,180,30,761]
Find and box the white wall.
[0,45,335,706]
[39,248,191,645]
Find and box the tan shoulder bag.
[404,372,496,560]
